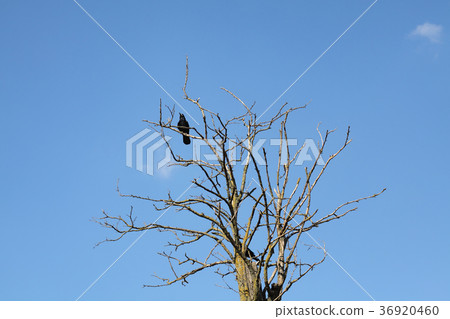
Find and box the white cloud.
[410,22,443,43]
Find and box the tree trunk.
[235,255,263,301]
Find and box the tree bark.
[235,255,263,301]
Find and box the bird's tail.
[183,135,191,145]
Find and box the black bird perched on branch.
[246,248,259,262]
[177,113,190,145]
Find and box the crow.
[177,113,190,145]
[245,248,259,262]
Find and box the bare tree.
[97,59,385,301]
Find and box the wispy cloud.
[410,22,443,43]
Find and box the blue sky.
[0,0,449,301]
